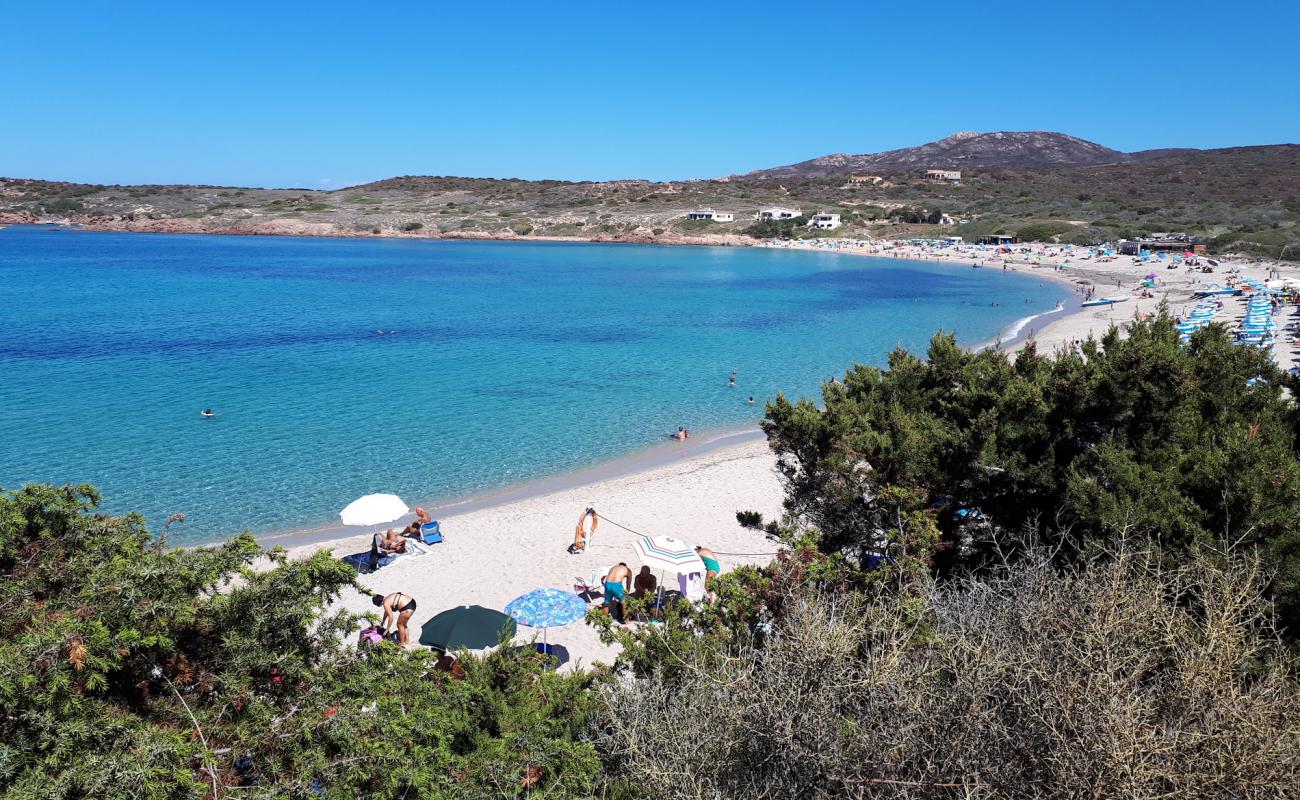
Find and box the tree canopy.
[0,484,599,799]
[761,313,1300,630]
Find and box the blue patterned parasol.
[505,588,589,629]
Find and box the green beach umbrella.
[419,605,516,651]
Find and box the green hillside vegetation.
[4,314,1300,797]
[4,145,1298,258]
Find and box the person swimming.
[747,396,755,405]
[201,408,215,418]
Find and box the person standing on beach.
[374,592,417,645]
[603,563,632,623]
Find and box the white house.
[923,169,962,184]
[756,207,802,221]
[685,209,734,222]
[809,213,842,230]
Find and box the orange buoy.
[570,507,598,553]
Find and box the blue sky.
[2,0,1295,188]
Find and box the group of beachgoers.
[363,501,726,652]
[370,506,432,559]
[672,370,755,441]
[596,545,721,625]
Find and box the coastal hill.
[739,130,1134,178]
[2,133,1297,259]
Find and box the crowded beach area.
[279,237,1300,670]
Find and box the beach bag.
[421,521,444,544]
[358,625,384,646]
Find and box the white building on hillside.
[924,169,962,184]
[809,213,842,230]
[685,209,734,222]
[756,207,802,221]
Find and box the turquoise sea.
[0,227,1066,542]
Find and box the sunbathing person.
[380,527,407,553]
[603,563,632,624]
[373,591,417,645]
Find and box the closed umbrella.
[419,605,516,651]
[505,588,588,653]
[340,493,408,526]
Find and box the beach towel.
[358,625,384,645]
[341,551,396,574]
[679,571,706,602]
[389,539,431,564]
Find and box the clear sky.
[3,0,1296,188]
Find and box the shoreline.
[3,217,757,249]
[256,425,765,551]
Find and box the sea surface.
[0,227,1065,542]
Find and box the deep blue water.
[0,227,1064,542]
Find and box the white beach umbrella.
[633,535,704,575]
[340,493,409,526]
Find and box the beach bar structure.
[756,207,802,221]
[1118,239,1207,256]
[976,234,1017,245]
[685,209,735,222]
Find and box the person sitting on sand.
[603,563,632,623]
[401,507,431,537]
[695,546,721,599]
[373,591,417,645]
[633,566,658,601]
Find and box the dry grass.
[596,549,1300,799]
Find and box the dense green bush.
[0,484,600,798]
[761,314,1300,631]
[1015,220,1076,242]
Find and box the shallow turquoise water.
[0,227,1064,542]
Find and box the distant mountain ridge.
[741,131,1170,179]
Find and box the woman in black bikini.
[373,592,417,645]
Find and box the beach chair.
[575,565,612,602]
[419,520,444,545]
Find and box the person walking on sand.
[374,591,417,645]
[603,563,632,623]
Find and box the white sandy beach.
[284,437,785,669]
[274,238,1299,670]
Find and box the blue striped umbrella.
[504,588,588,649]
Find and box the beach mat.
[340,538,431,573]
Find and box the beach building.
[808,213,842,230]
[923,169,962,184]
[685,209,735,222]
[756,207,802,221]
[1119,238,1208,256]
[976,234,1017,245]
